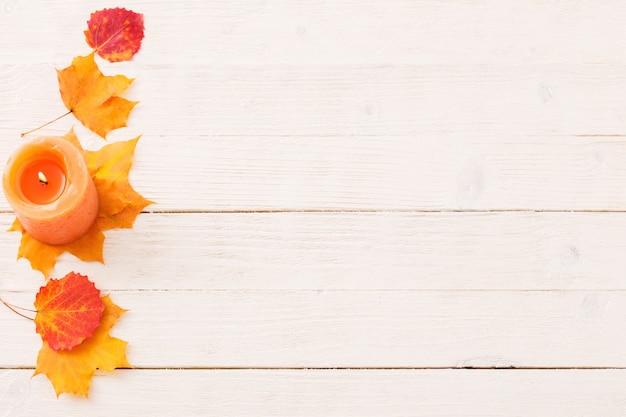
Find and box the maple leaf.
[11,219,105,277]
[34,294,131,398]
[57,53,137,138]
[34,272,105,351]
[10,130,152,275]
[85,8,144,62]
[85,136,154,230]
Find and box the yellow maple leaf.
[10,219,104,277]
[33,294,131,398]
[11,130,152,275]
[85,136,154,230]
[57,53,137,138]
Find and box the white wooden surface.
[1,0,626,415]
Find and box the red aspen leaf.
[10,130,152,275]
[34,272,104,351]
[85,8,144,62]
[57,53,137,139]
[34,295,131,398]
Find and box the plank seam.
[4,209,626,214]
[3,366,626,371]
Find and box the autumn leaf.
[85,8,144,62]
[57,53,137,138]
[34,294,131,397]
[10,130,152,275]
[85,136,154,230]
[34,272,104,351]
[11,219,105,277]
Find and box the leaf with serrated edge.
[34,272,104,351]
[33,295,130,398]
[85,8,144,62]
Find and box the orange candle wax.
[3,136,99,245]
[20,159,67,204]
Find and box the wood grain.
[3,369,626,416]
[3,1,626,66]
[2,211,626,291]
[0,135,626,211]
[3,64,626,140]
[0,289,624,369]
[1,0,625,414]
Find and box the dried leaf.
[11,215,105,277]
[85,137,154,230]
[34,295,131,398]
[85,8,144,62]
[10,218,63,276]
[57,53,137,138]
[10,130,151,275]
[34,272,104,351]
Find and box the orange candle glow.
[19,158,67,204]
[3,136,99,245]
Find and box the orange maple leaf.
[34,294,131,398]
[85,136,154,230]
[34,272,104,351]
[57,53,137,138]
[11,130,153,275]
[85,8,144,62]
[11,219,105,277]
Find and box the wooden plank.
[3,369,626,416]
[2,134,626,211]
[2,211,626,291]
[4,64,626,139]
[3,1,626,66]
[1,289,626,368]
[5,1,626,415]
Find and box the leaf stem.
[0,297,35,321]
[21,110,72,137]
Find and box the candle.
[20,158,67,204]
[2,136,99,245]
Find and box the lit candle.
[20,159,66,204]
[2,136,99,245]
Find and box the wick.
[38,171,48,185]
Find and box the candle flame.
[38,171,48,185]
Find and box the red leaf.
[84,8,144,62]
[34,272,105,351]
[34,295,130,397]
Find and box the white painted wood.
[3,64,626,140]
[3,369,626,416]
[0,289,624,368]
[2,134,626,211]
[2,0,626,413]
[2,211,626,291]
[3,0,626,67]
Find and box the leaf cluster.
[5,8,147,398]
[34,273,130,398]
